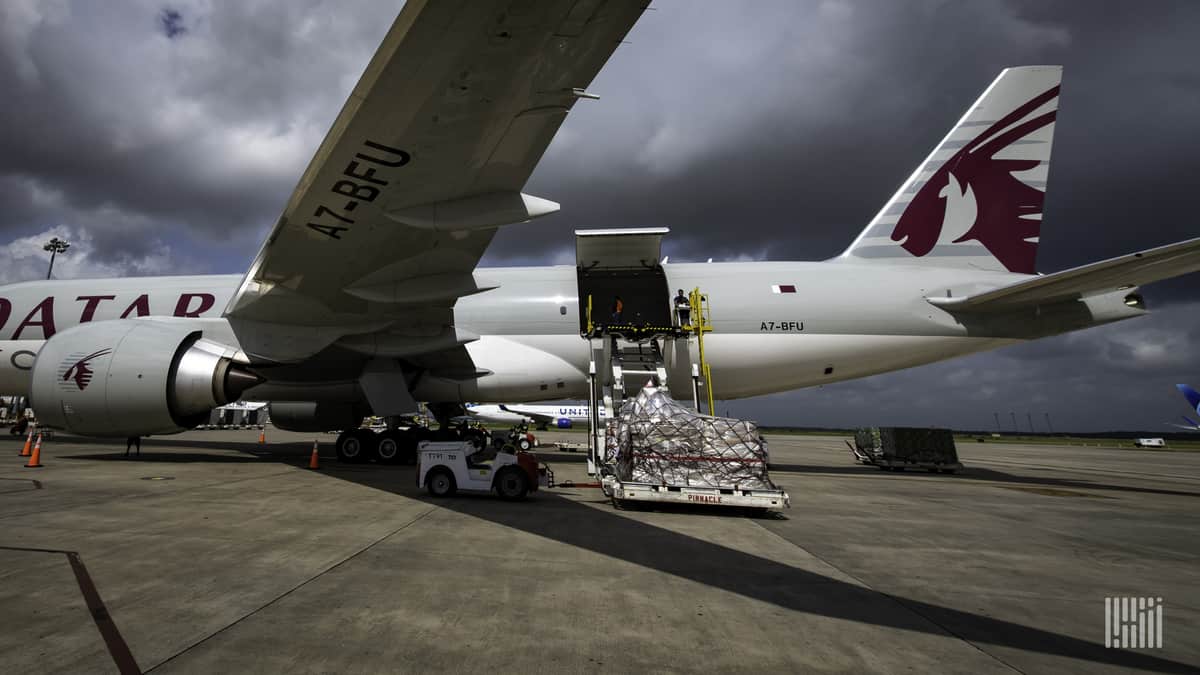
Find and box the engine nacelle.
[269,402,363,433]
[30,320,259,437]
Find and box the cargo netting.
[605,387,775,490]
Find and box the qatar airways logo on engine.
[59,349,112,391]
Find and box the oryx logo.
[891,85,1059,274]
[60,349,112,391]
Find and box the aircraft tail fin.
[842,66,1061,274]
[1184,415,1200,428]
[1177,384,1200,414]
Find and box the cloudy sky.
[0,0,1198,431]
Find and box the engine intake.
[30,320,260,436]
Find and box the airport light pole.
[1045,412,1055,435]
[1027,412,1035,434]
[43,237,70,280]
[993,412,1002,434]
[1010,411,1018,433]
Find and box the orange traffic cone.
[19,426,34,457]
[24,433,43,468]
[307,440,320,470]
[258,429,266,444]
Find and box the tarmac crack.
[749,521,1028,674]
[142,505,438,673]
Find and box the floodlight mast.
[43,237,70,279]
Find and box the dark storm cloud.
[504,0,1200,304]
[159,8,186,39]
[0,1,1197,429]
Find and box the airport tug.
[417,440,552,500]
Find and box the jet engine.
[29,320,260,437]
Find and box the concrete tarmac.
[0,428,1197,673]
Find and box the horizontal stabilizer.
[928,236,1200,312]
[1168,416,1200,430]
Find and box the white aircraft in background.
[466,403,602,429]
[1,1,1199,466]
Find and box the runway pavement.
[0,427,1196,673]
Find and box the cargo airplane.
[1,0,1199,463]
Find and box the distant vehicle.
[466,403,602,430]
[1134,438,1166,448]
[1168,384,1200,430]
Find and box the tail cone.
[24,433,43,468]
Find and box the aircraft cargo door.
[575,228,672,334]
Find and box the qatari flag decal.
[771,284,796,294]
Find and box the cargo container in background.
[849,427,963,473]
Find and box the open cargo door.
[576,228,672,333]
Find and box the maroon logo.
[62,349,112,391]
[890,86,1059,274]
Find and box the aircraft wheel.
[336,431,367,463]
[495,468,529,500]
[376,432,401,464]
[426,468,457,497]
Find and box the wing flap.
[929,236,1200,312]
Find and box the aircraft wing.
[224,0,648,360]
[928,237,1200,312]
[499,404,553,425]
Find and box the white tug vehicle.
[417,441,551,500]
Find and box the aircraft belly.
[0,341,41,397]
[411,335,588,402]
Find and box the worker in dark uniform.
[125,436,141,458]
[611,295,624,323]
[674,289,691,327]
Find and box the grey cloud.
[0,1,1197,430]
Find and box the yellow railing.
[689,287,715,414]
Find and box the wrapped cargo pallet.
[605,387,775,490]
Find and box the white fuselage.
[0,260,1142,407]
[466,403,602,427]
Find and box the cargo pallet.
[600,475,789,511]
[848,426,963,474]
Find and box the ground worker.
[611,295,624,323]
[674,289,691,327]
